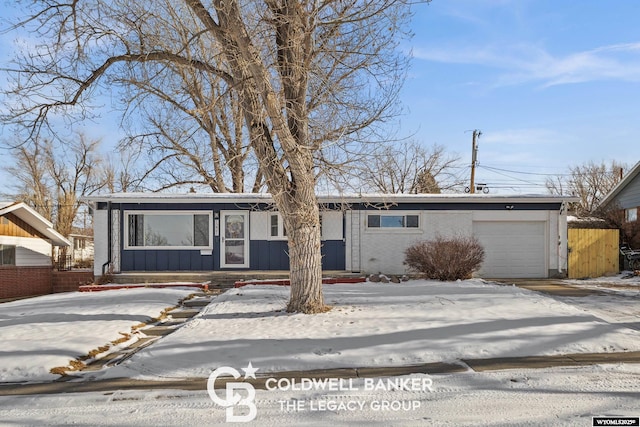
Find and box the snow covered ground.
[0,279,638,426]
[99,279,640,380]
[0,288,195,382]
[1,364,638,426]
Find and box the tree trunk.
[281,197,325,313]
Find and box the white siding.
[250,211,269,240]
[92,208,119,276]
[93,209,108,276]
[321,211,343,241]
[345,211,361,272]
[354,211,473,275]
[358,211,424,274]
[423,211,473,239]
[0,236,52,266]
[250,211,342,241]
[347,208,562,278]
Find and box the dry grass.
[111,332,131,346]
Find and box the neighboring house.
[598,160,640,251]
[86,193,575,279]
[68,233,95,265]
[599,160,640,224]
[0,202,71,299]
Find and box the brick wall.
[52,270,95,293]
[0,266,53,299]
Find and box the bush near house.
[404,236,485,281]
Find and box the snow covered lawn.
[1,279,638,426]
[0,288,196,383]
[102,279,640,380]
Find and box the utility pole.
[469,129,481,193]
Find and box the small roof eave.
[0,202,71,246]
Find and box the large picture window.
[125,212,211,249]
[367,214,419,229]
[0,244,16,265]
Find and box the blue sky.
[400,0,640,192]
[1,0,639,194]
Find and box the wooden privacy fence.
[568,228,619,279]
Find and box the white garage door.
[473,221,546,278]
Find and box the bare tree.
[342,142,462,194]
[4,134,107,260]
[3,143,54,221]
[546,160,627,216]
[102,149,148,193]
[118,43,263,193]
[2,0,420,313]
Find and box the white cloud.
[414,42,640,88]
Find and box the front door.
[221,211,249,268]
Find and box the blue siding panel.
[117,203,346,272]
[145,251,156,271]
[121,241,345,271]
[167,252,181,270]
[156,251,169,271]
[179,251,191,269]
[249,241,289,270]
[322,241,345,270]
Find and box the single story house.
[0,201,71,299]
[86,193,575,279]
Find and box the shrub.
[404,236,485,281]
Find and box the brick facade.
[0,266,53,299]
[52,271,95,293]
[0,268,94,299]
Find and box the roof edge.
[0,202,70,246]
[82,192,578,205]
[598,160,640,209]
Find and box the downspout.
[101,201,112,276]
[558,201,566,275]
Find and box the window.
[626,208,638,222]
[269,213,324,239]
[0,245,16,265]
[74,238,86,250]
[367,214,419,229]
[125,212,211,249]
[269,214,287,239]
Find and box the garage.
[473,221,547,278]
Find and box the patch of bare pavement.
[1,351,640,397]
[494,279,607,297]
